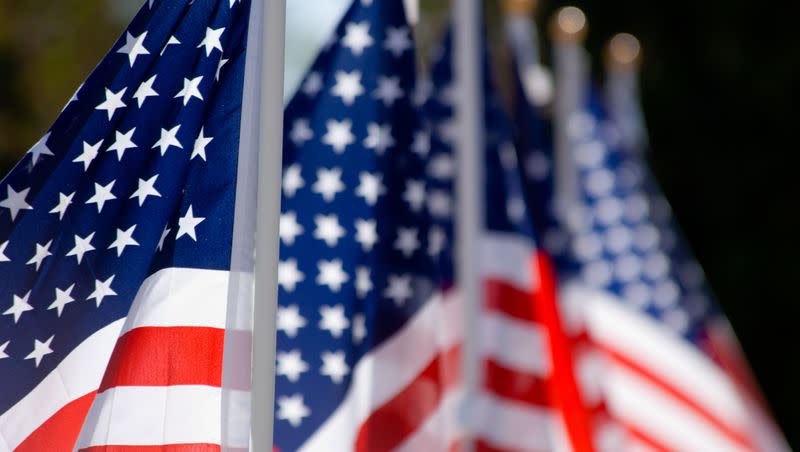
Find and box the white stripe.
[394,388,464,452]
[121,267,229,335]
[566,284,750,430]
[76,385,221,448]
[479,312,551,377]
[0,319,125,451]
[299,291,461,451]
[472,394,563,452]
[479,232,538,291]
[605,364,749,452]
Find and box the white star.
[72,139,104,171]
[133,75,159,107]
[429,154,455,180]
[3,291,33,323]
[403,180,426,212]
[331,71,364,106]
[352,314,367,344]
[27,133,54,166]
[26,240,53,271]
[279,211,304,246]
[153,125,183,155]
[63,84,82,111]
[0,186,32,220]
[25,336,54,368]
[197,27,225,56]
[428,190,453,219]
[85,180,116,213]
[277,305,307,338]
[437,117,459,144]
[215,58,229,81]
[301,72,323,96]
[283,164,305,198]
[312,168,345,202]
[228,0,241,8]
[108,225,139,257]
[88,275,117,307]
[322,119,355,153]
[49,191,74,220]
[174,76,204,105]
[158,227,171,251]
[277,350,309,382]
[412,78,433,106]
[320,351,350,384]
[317,259,349,292]
[95,87,127,120]
[191,127,214,161]
[384,274,413,306]
[428,225,447,257]
[319,305,349,338]
[67,232,95,264]
[48,284,75,317]
[117,31,149,66]
[373,76,404,107]
[342,21,374,55]
[411,130,431,156]
[355,172,385,206]
[0,341,8,360]
[130,175,161,206]
[160,35,180,55]
[394,227,419,258]
[384,26,413,57]
[0,241,9,263]
[363,123,395,154]
[177,206,205,241]
[313,214,346,247]
[289,119,314,147]
[278,259,305,292]
[107,127,137,161]
[355,219,378,251]
[355,266,373,298]
[277,394,310,428]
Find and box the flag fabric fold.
[0,1,257,450]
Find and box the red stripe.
[485,278,537,324]
[355,345,461,452]
[475,439,535,452]
[80,445,220,452]
[99,327,224,391]
[624,425,674,452]
[484,358,549,407]
[601,344,754,449]
[16,391,97,452]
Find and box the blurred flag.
[0,0,259,450]
[547,88,790,451]
[421,28,594,452]
[274,1,452,451]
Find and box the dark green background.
[1,0,797,446]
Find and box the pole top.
[606,33,642,68]
[549,6,588,44]
[502,0,539,16]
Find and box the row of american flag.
[0,0,790,451]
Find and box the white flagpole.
[454,1,484,451]
[605,33,648,153]
[251,0,286,450]
[550,6,588,218]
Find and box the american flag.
[420,29,595,452]
[273,1,452,450]
[0,0,257,450]
[537,88,790,451]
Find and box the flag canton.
[420,30,536,287]
[0,0,250,413]
[275,1,436,449]
[566,91,721,343]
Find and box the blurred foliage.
[1,0,799,445]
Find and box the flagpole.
[252,0,286,450]
[605,33,648,153]
[454,1,484,450]
[550,6,588,218]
